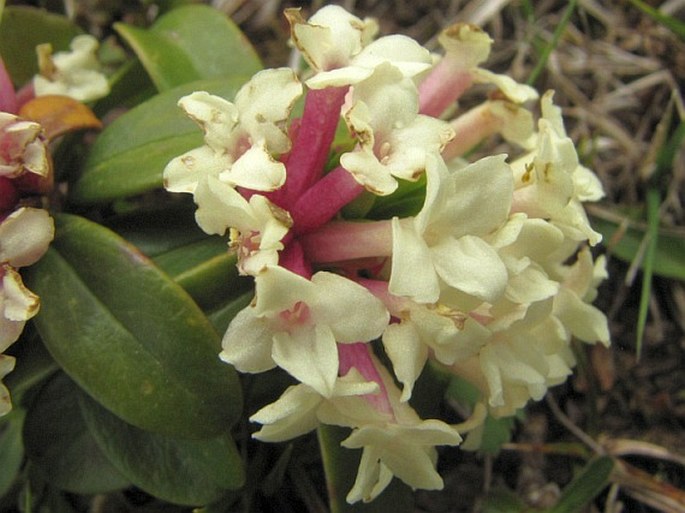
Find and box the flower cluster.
[34,35,110,102]
[0,30,108,414]
[0,113,54,416]
[164,6,610,503]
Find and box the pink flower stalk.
[278,239,312,278]
[269,86,348,209]
[290,166,364,235]
[338,342,393,416]
[300,219,393,264]
[0,178,19,214]
[418,61,473,118]
[417,23,493,117]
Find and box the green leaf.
[591,213,685,281]
[317,424,414,513]
[93,58,156,117]
[105,202,208,256]
[22,373,129,494]
[0,408,25,497]
[4,328,57,398]
[79,390,244,506]
[106,204,251,308]
[545,456,614,513]
[208,291,253,334]
[70,77,248,204]
[0,6,82,86]
[154,238,251,309]
[115,4,261,92]
[23,214,242,439]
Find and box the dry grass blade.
[601,438,685,467]
[612,459,685,513]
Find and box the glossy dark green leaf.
[208,291,254,334]
[0,6,82,86]
[93,58,156,117]
[70,77,248,204]
[154,238,251,309]
[4,327,57,398]
[545,456,614,513]
[22,373,129,494]
[105,202,207,257]
[317,424,414,513]
[0,408,25,497]
[79,390,244,506]
[23,214,242,438]
[115,4,261,92]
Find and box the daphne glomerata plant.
[163,5,610,504]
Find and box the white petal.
[178,92,239,153]
[250,384,322,442]
[474,69,539,103]
[221,142,286,191]
[253,265,315,316]
[353,36,433,78]
[311,272,389,343]
[346,446,392,503]
[220,306,276,373]
[554,288,610,346]
[438,23,492,68]
[235,68,302,153]
[437,154,513,238]
[389,217,440,303]
[305,66,375,89]
[382,323,427,402]
[193,176,254,235]
[340,150,399,195]
[272,324,339,397]
[432,235,507,303]
[163,146,229,194]
[2,266,40,323]
[287,6,369,72]
[0,208,54,268]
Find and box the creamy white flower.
[219,266,388,397]
[163,68,302,194]
[0,207,54,417]
[442,99,535,160]
[381,295,472,401]
[450,300,575,417]
[437,23,538,103]
[0,208,54,349]
[390,154,511,305]
[340,63,454,195]
[0,207,55,269]
[0,113,49,179]
[511,91,605,244]
[33,35,110,102]
[286,5,432,89]
[192,176,291,275]
[552,248,610,346]
[250,369,379,442]
[334,360,462,503]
